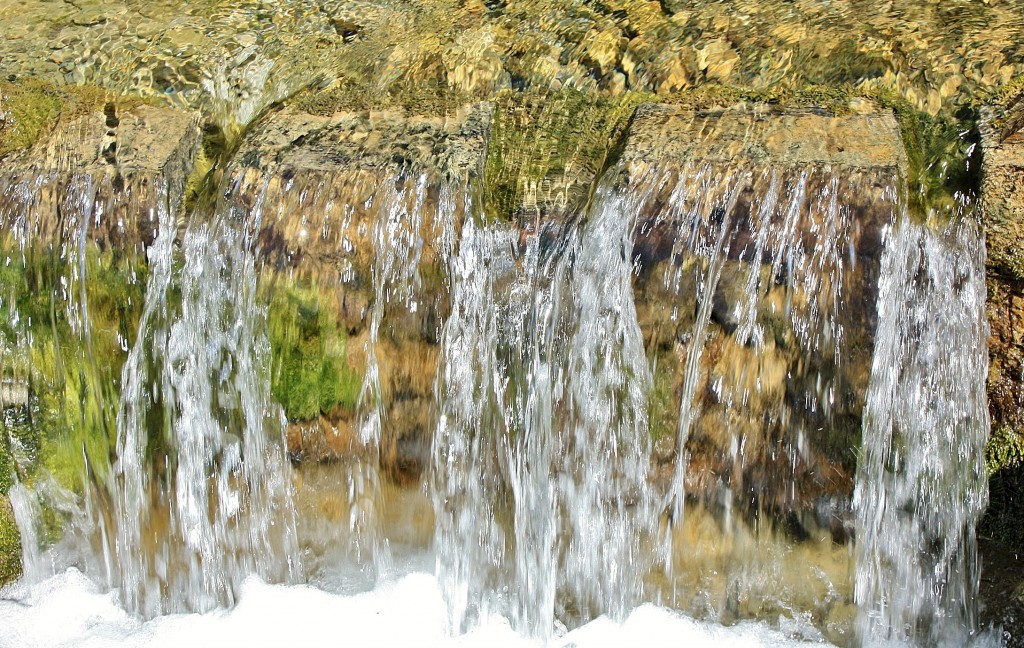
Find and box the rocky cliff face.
[981,93,1024,550]
[0,103,201,250]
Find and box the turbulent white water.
[0,567,829,648]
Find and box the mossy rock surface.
[0,496,20,587]
[0,79,158,159]
[482,88,653,220]
[268,284,362,422]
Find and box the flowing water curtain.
[635,157,872,615]
[432,169,656,639]
[554,179,655,624]
[432,215,518,633]
[103,175,301,617]
[656,162,752,534]
[0,162,148,584]
[346,170,451,576]
[853,212,990,646]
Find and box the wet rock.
[484,89,644,221]
[618,104,904,520]
[980,92,1024,552]
[695,39,739,83]
[0,104,202,250]
[0,496,19,587]
[580,28,623,78]
[622,104,907,172]
[228,103,491,476]
[982,93,1024,284]
[979,538,1024,647]
[230,102,490,274]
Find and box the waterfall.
[104,178,301,617]
[432,173,656,640]
[341,171,450,579]
[0,103,1000,648]
[628,160,871,619]
[853,212,991,646]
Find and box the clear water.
[0,10,1003,644]
[853,213,991,647]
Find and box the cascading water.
[336,170,453,579]
[853,212,992,647]
[101,177,302,617]
[619,157,875,628]
[433,173,656,640]
[0,104,1001,648]
[655,163,751,530]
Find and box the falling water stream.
[0,117,998,647]
[434,175,656,638]
[102,178,303,617]
[853,214,990,647]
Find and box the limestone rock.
[981,93,1024,474]
[623,104,907,172]
[982,93,1024,284]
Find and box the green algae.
[982,74,1024,138]
[0,496,19,586]
[661,82,859,115]
[647,354,675,447]
[483,87,655,220]
[982,426,1024,551]
[0,78,62,157]
[986,425,1024,478]
[267,284,362,421]
[0,239,144,494]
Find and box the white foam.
[0,569,828,648]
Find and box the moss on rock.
[0,79,157,159]
[267,284,362,422]
[982,426,1024,551]
[0,496,20,587]
[483,87,655,220]
[0,238,144,502]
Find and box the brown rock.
[982,93,1024,446]
[229,103,492,478]
[0,104,202,251]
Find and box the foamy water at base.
[0,569,829,648]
